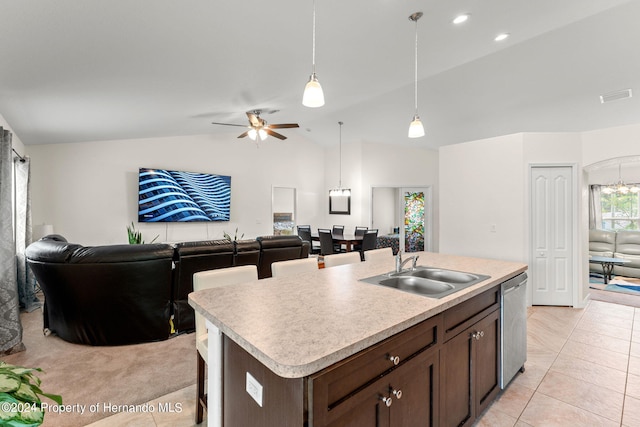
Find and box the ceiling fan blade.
[211,122,247,128]
[237,131,250,139]
[264,129,287,140]
[246,112,262,128]
[268,123,300,129]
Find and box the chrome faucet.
[395,251,419,273]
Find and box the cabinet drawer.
[443,285,499,342]
[311,313,443,414]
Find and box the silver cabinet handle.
[380,396,392,407]
[471,331,484,340]
[392,388,403,399]
[388,355,400,365]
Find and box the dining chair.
[193,265,258,424]
[353,226,369,251]
[363,247,393,263]
[297,227,320,254]
[359,229,379,260]
[272,257,318,277]
[324,251,362,268]
[332,225,345,238]
[318,228,336,256]
[354,226,368,237]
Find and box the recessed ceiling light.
[452,14,470,25]
[494,33,510,42]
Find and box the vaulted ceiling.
[1,0,639,148]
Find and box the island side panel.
[224,336,305,426]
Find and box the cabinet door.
[474,309,500,415]
[439,326,473,427]
[439,310,501,427]
[322,349,438,427]
[390,349,439,427]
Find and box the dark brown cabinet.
[221,284,505,427]
[440,287,501,427]
[316,348,439,427]
[311,314,442,427]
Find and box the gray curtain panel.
[15,156,39,312]
[0,127,24,353]
[589,185,602,230]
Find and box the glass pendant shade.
[302,73,325,107]
[408,114,425,138]
[248,128,268,141]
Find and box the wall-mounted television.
[138,167,231,222]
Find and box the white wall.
[27,133,326,245]
[440,134,525,261]
[371,187,397,234]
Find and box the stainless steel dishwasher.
[500,272,528,389]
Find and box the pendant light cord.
[414,17,419,114]
[338,121,343,187]
[311,0,317,74]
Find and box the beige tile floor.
[88,299,639,427]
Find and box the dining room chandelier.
[601,164,640,195]
[329,121,351,197]
[302,0,325,108]
[408,11,425,138]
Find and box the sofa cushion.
[588,229,616,256]
[589,229,616,274]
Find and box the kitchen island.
[189,251,527,426]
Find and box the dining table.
[311,232,363,252]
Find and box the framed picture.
[329,192,351,215]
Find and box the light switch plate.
[246,372,263,407]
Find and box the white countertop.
[188,251,527,378]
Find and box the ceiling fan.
[211,110,299,141]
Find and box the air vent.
[600,89,632,104]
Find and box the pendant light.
[408,12,425,138]
[329,121,350,196]
[602,164,640,195]
[302,0,325,108]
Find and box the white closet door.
[531,166,574,306]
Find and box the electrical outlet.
[246,372,263,407]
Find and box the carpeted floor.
[1,305,196,426]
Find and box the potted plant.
[0,362,62,426]
[223,227,244,242]
[126,222,158,244]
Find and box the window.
[600,190,640,230]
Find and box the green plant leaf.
[14,383,39,403]
[0,372,20,393]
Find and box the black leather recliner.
[26,238,175,346]
[256,235,310,279]
[172,239,235,333]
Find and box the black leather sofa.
[26,238,175,346]
[26,234,309,345]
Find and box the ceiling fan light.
[258,129,268,140]
[408,115,425,138]
[248,128,257,140]
[303,73,325,107]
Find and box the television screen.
[138,167,231,222]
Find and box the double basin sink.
[360,266,490,299]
